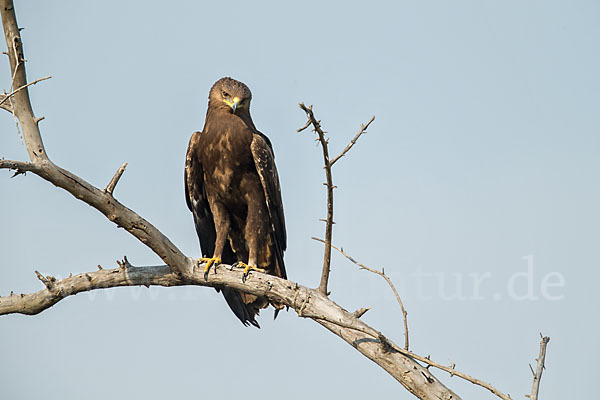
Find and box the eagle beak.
[231,97,240,113]
[223,96,241,113]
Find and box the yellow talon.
[235,262,265,282]
[243,264,266,275]
[198,257,221,280]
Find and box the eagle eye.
[222,91,230,98]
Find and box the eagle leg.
[198,257,222,280]
[233,262,266,283]
[202,201,230,280]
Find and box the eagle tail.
[220,287,261,328]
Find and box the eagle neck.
[205,107,257,133]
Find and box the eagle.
[185,77,287,327]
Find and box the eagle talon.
[198,257,221,280]
[235,262,266,283]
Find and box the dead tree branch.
[0,0,47,160]
[0,258,459,400]
[330,115,374,166]
[1,263,178,315]
[0,75,50,107]
[527,334,550,400]
[391,345,514,400]
[313,237,410,351]
[298,103,334,296]
[298,105,374,297]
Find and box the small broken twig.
[34,270,55,290]
[104,162,128,195]
[353,307,371,318]
[117,256,132,272]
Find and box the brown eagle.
[185,77,287,327]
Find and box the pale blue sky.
[1,1,598,399]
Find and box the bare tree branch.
[317,319,456,399]
[298,106,375,297]
[296,117,312,133]
[391,345,514,400]
[311,220,516,400]
[0,75,50,107]
[1,263,178,315]
[0,258,460,400]
[298,103,334,296]
[329,115,375,166]
[313,237,410,351]
[0,0,47,161]
[527,334,550,400]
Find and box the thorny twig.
[311,238,521,400]
[312,237,410,351]
[298,104,375,297]
[298,103,334,296]
[330,115,375,166]
[392,344,514,400]
[527,334,550,400]
[0,75,51,107]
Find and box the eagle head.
[208,77,252,114]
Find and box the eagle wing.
[185,131,216,257]
[250,132,287,280]
[185,131,260,327]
